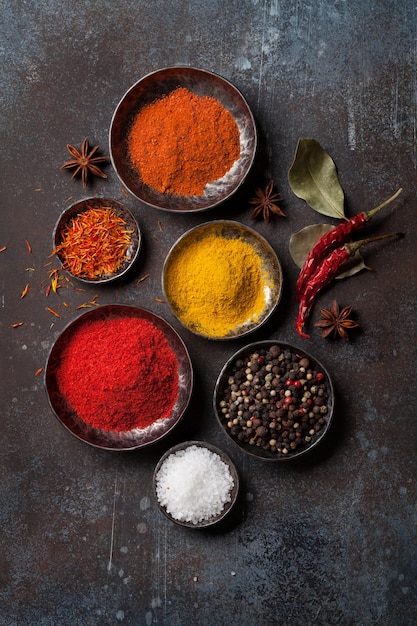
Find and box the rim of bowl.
[109,66,257,213]
[162,220,283,340]
[153,440,240,528]
[52,197,141,284]
[44,304,193,450]
[213,340,335,461]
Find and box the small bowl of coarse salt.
[153,441,239,528]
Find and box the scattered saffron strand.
[47,268,66,294]
[20,284,30,299]
[76,294,99,309]
[25,239,32,254]
[77,302,96,309]
[134,274,150,287]
[12,322,24,328]
[35,367,44,377]
[0,246,6,253]
[46,307,61,318]
[51,275,58,293]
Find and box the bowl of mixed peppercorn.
[52,197,141,284]
[214,341,335,461]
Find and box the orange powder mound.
[127,87,241,196]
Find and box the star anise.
[315,300,360,341]
[249,180,285,224]
[60,137,109,187]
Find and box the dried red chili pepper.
[296,232,403,338]
[295,188,402,301]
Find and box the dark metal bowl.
[52,197,141,284]
[214,341,335,461]
[162,220,283,340]
[109,66,257,212]
[44,305,193,450]
[153,440,239,528]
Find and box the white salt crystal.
[155,445,234,524]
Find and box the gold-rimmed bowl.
[153,440,239,528]
[214,341,335,461]
[109,66,257,212]
[44,305,193,451]
[162,220,283,340]
[52,197,141,284]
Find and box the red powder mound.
[56,316,179,431]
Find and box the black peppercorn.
[217,345,331,457]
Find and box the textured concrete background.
[1,1,416,624]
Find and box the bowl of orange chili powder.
[52,197,141,283]
[45,304,193,450]
[109,67,257,212]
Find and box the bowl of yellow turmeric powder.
[162,221,283,339]
[109,67,257,212]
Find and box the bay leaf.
[289,224,368,279]
[288,138,346,219]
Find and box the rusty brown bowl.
[109,66,257,212]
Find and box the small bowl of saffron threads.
[44,304,193,450]
[51,197,141,283]
[153,441,240,528]
[162,220,283,340]
[213,341,335,462]
[109,66,257,212]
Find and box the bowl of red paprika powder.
[109,66,257,212]
[45,305,193,450]
[51,197,141,283]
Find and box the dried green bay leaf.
[289,224,368,279]
[288,138,345,219]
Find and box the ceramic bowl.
[214,341,335,461]
[153,440,239,528]
[45,305,193,450]
[52,197,141,283]
[162,220,283,340]
[109,66,257,212]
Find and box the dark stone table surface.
[1,2,416,624]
